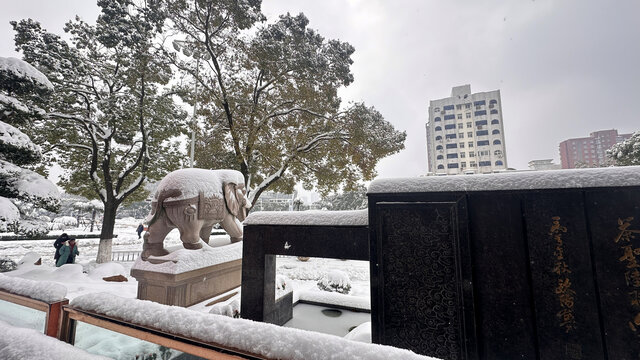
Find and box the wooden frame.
[0,290,69,338]
[64,307,265,360]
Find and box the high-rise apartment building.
[426,85,508,175]
[558,129,632,169]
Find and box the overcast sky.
[2,0,639,180]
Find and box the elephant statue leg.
[221,213,243,243]
[142,218,172,260]
[181,219,204,250]
[199,224,213,244]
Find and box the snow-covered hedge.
[317,270,352,294]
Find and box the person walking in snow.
[53,233,69,262]
[56,239,79,267]
[136,223,144,239]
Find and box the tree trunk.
[96,202,117,263]
[90,209,96,232]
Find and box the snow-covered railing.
[63,292,435,360]
[110,250,140,262]
[0,274,69,338]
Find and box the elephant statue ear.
[224,182,243,220]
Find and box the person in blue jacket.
[56,239,79,267]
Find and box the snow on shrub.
[317,270,352,294]
[52,216,78,229]
[0,197,19,232]
[8,218,49,237]
[0,257,17,272]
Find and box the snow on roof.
[70,293,436,360]
[368,166,640,194]
[131,241,242,274]
[0,57,54,91]
[0,320,110,360]
[244,210,368,226]
[154,168,245,202]
[0,273,67,303]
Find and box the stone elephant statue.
[141,168,251,261]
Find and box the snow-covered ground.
[0,218,386,359]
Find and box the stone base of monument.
[130,241,242,307]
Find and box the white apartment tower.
[426,85,508,175]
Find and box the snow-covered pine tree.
[12,0,188,262]
[0,56,59,236]
[607,131,640,166]
[165,1,406,206]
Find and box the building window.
[467,132,473,137]
[470,161,476,167]
[495,160,504,166]
[460,152,466,158]
[474,110,487,116]
[435,135,442,140]
[489,99,497,104]
[443,105,455,111]
[445,124,456,130]
[434,107,440,112]
[479,161,491,167]
[459,133,464,138]
[437,164,444,169]
[466,122,472,128]
[466,113,471,118]
[491,119,499,125]
[459,142,465,148]
[447,163,459,168]
[479,150,489,156]
[492,129,500,135]
[494,150,502,156]
[476,130,489,136]
[465,103,471,109]
[477,140,490,146]
[468,141,474,148]
[437,155,444,160]
[461,162,467,167]
[457,114,462,119]
[474,100,486,106]
[469,151,475,157]
[447,153,458,159]
[446,133,457,139]
[456,104,462,110]
[490,109,498,114]
[475,120,488,126]
[446,143,458,149]
[444,114,456,120]
[458,123,464,129]
[493,139,502,145]
[435,126,442,131]
[434,117,441,122]
[436,145,443,150]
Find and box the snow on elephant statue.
[141,168,251,261]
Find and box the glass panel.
[0,298,46,333]
[74,321,206,360]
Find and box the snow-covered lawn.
[0,218,389,359]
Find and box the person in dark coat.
[136,224,144,239]
[53,233,69,261]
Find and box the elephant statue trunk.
[141,169,251,261]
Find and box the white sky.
[2,0,639,179]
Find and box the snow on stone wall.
[70,292,437,360]
[0,273,67,303]
[244,209,368,226]
[131,241,242,274]
[368,166,640,194]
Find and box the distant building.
[426,85,508,175]
[528,159,561,171]
[558,129,632,169]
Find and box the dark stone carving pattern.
[380,206,462,360]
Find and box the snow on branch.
[0,57,54,91]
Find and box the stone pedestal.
[131,259,242,307]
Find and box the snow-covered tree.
[12,0,188,262]
[607,131,640,166]
[314,184,368,211]
[0,56,59,236]
[165,1,406,206]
